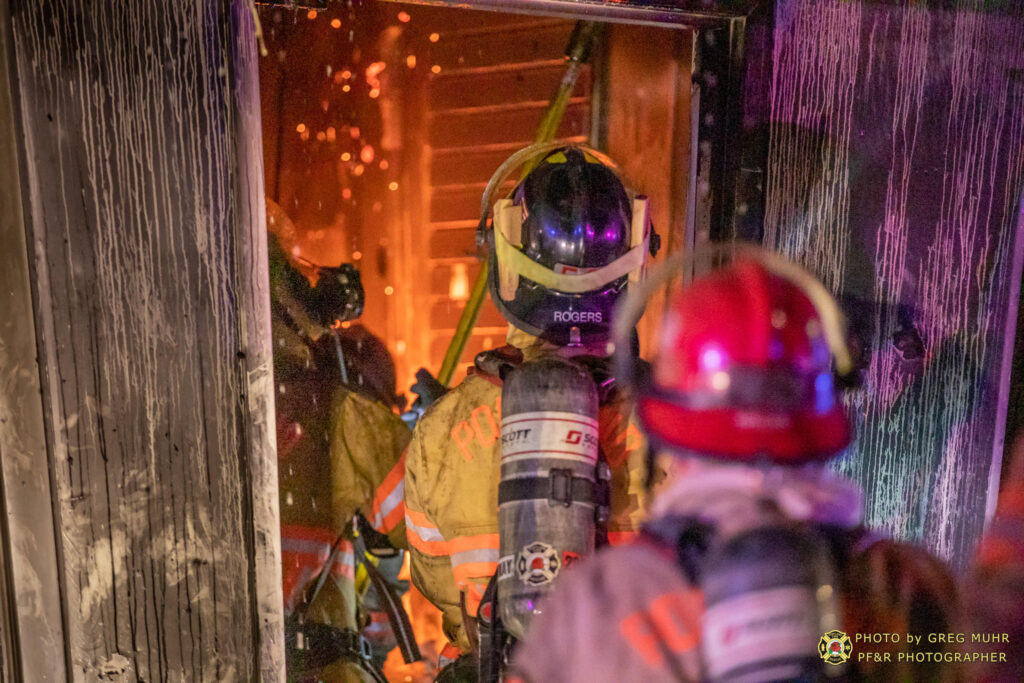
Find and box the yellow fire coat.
[403,355,648,652]
[270,220,409,681]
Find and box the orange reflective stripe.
[407,532,449,556]
[405,508,448,555]
[462,581,487,616]
[379,503,404,533]
[448,533,499,555]
[405,517,499,561]
[372,454,405,510]
[452,560,499,585]
[371,455,406,533]
[405,507,438,530]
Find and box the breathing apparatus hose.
[435,21,605,387]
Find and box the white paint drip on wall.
[765,1,1024,566]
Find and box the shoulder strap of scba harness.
[475,141,654,298]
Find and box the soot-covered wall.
[764,1,1024,567]
[4,0,283,679]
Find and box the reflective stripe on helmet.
[493,204,650,295]
[494,229,648,293]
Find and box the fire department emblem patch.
[818,630,853,665]
[516,542,561,586]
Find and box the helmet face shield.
[614,246,853,465]
[483,145,652,346]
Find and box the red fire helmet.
[633,256,852,465]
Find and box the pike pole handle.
[435,21,605,387]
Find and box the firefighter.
[961,435,1024,681]
[401,145,656,678]
[509,251,958,682]
[268,207,411,682]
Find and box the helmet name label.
[553,310,602,323]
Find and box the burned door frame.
[0,1,284,680]
[0,3,68,679]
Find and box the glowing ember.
[429,32,440,42]
[352,250,362,260]
[342,84,351,92]
[388,181,399,191]
[431,65,441,74]
[330,18,341,29]
[341,152,352,161]
[406,55,417,69]
[384,286,394,296]
[365,61,386,98]
[353,164,365,176]
[306,9,317,20]
[295,123,306,133]
[379,160,389,170]
[360,146,375,163]
[397,11,411,22]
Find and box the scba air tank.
[700,526,842,682]
[497,357,600,639]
